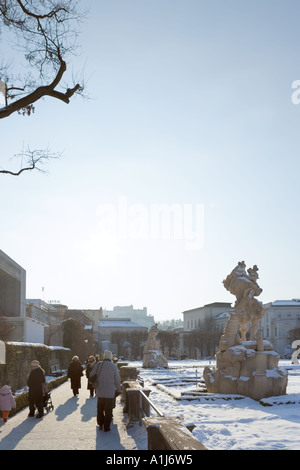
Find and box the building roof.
[98,319,146,328]
[271,300,300,307]
[182,302,232,314]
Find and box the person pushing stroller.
[27,360,46,418]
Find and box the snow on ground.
[4,359,300,450]
[130,359,300,450]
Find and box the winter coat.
[90,359,121,399]
[86,361,96,390]
[0,385,16,411]
[67,360,83,390]
[27,367,45,401]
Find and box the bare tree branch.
[0,1,85,115]
[0,147,61,176]
[0,0,87,175]
[0,57,82,118]
[15,0,68,20]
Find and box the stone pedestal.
[142,324,168,369]
[142,350,168,369]
[203,340,288,401]
[119,366,138,382]
[127,388,151,424]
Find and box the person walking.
[0,385,16,422]
[67,356,83,396]
[86,355,96,397]
[27,360,46,418]
[90,350,121,432]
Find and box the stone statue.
[203,261,288,400]
[142,324,168,369]
[222,261,264,343]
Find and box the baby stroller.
[42,384,54,413]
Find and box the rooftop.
[182,302,232,314]
[98,319,146,328]
[271,300,300,307]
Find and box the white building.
[0,251,46,343]
[182,302,232,330]
[5,316,45,343]
[103,305,155,329]
[260,300,300,356]
[0,250,26,318]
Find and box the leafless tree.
[0,0,87,175]
[288,327,300,345]
[183,318,221,358]
[158,330,179,357]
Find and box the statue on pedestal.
[142,324,168,369]
[203,261,288,401]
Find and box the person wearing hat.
[90,350,121,432]
[27,360,46,418]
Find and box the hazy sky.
[1,0,300,321]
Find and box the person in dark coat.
[86,355,96,397]
[27,360,46,418]
[67,356,83,396]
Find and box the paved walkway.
[0,379,147,450]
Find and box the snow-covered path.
[2,359,300,450]
[0,379,148,450]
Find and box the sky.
[1,0,300,322]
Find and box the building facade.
[0,251,46,343]
[182,302,232,331]
[0,250,26,318]
[81,308,103,331]
[103,305,155,329]
[182,299,300,357]
[26,299,67,345]
[259,300,300,356]
[98,317,148,356]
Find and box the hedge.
[1,342,72,392]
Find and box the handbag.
[42,382,49,396]
[89,361,103,388]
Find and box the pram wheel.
[43,392,54,413]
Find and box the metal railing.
[138,389,164,425]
